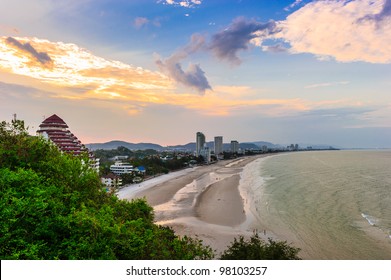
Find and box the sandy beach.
[116,154,275,255]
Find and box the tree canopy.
[220,233,301,260]
[0,120,213,260]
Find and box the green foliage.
[95,146,192,178]
[93,147,158,165]
[220,234,301,260]
[0,120,213,260]
[120,173,135,185]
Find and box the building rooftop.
[38,114,68,129]
[102,173,120,179]
[36,114,87,155]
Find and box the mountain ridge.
[86,140,278,151]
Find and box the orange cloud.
[0,36,320,117]
[0,36,174,94]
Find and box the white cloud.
[305,81,350,89]
[134,17,149,29]
[159,0,202,8]
[284,0,305,11]
[274,0,391,63]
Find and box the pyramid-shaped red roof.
[42,114,65,124]
[37,114,87,155]
[39,114,68,128]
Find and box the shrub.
[220,233,301,260]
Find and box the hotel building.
[110,161,134,175]
[196,132,206,157]
[214,136,223,155]
[231,140,239,153]
[101,173,122,189]
[36,114,99,172]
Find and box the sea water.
[253,150,391,259]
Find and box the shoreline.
[194,174,245,226]
[118,150,391,259]
[117,154,276,255]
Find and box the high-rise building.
[231,140,239,153]
[196,132,205,156]
[202,146,211,164]
[214,136,223,155]
[36,114,99,172]
[37,114,87,154]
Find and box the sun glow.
[1,36,327,117]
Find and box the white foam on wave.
[361,213,377,226]
[361,213,391,241]
[237,156,274,229]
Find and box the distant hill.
[86,140,164,151]
[251,141,280,148]
[87,140,336,152]
[282,143,340,150]
[87,140,281,152]
[167,142,196,151]
[86,140,266,151]
[236,143,259,150]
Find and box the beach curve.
[117,154,276,254]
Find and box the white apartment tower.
[196,132,206,157]
[231,140,239,153]
[214,136,223,155]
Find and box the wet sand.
[116,155,274,255]
[195,175,245,226]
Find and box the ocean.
[252,150,391,259]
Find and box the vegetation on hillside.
[93,147,158,165]
[220,234,301,260]
[0,119,213,260]
[96,146,202,179]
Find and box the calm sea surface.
[254,150,391,259]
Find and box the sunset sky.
[1,0,390,148]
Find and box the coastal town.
[2,112,390,262]
[15,113,289,253]
[35,114,335,193]
[31,113,344,255]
